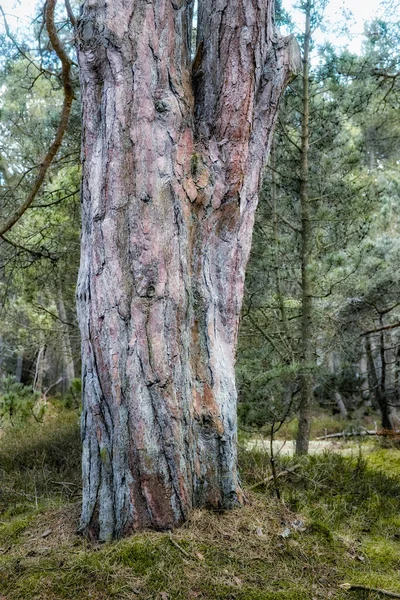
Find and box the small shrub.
[0,375,40,426]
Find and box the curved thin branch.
[0,234,53,259]
[64,0,76,28]
[0,0,74,238]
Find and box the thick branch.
[244,34,301,208]
[194,2,301,200]
[0,0,74,238]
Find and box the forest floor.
[1,410,400,599]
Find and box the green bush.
[0,375,40,426]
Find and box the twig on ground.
[247,464,301,491]
[49,481,82,488]
[168,535,192,560]
[340,583,400,598]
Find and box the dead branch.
[169,536,192,560]
[340,583,400,598]
[43,377,63,398]
[361,322,400,337]
[248,464,301,491]
[316,429,400,440]
[64,0,76,28]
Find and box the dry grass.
[0,494,345,600]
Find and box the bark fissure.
[77,0,300,539]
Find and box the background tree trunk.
[15,353,23,383]
[56,283,76,393]
[328,353,349,419]
[76,0,300,540]
[366,334,393,429]
[296,0,313,456]
[33,345,47,393]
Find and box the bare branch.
[33,302,78,328]
[361,322,400,337]
[0,234,52,260]
[64,0,76,28]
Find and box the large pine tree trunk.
[76,0,300,540]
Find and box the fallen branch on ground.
[340,583,400,598]
[248,464,301,491]
[169,536,192,560]
[316,428,400,440]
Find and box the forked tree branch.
[0,0,74,238]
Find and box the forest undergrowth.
[0,409,400,600]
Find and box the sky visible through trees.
[0,0,392,52]
[285,0,392,53]
[0,0,394,52]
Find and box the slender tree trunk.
[271,141,290,344]
[0,336,3,383]
[328,353,348,419]
[334,392,348,420]
[379,315,386,400]
[378,320,398,429]
[76,0,300,540]
[296,1,313,456]
[394,341,400,406]
[360,349,370,404]
[15,353,23,383]
[33,345,47,393]
[366,334,392,430]
[56,282,76,393]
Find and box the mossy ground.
[1,413,400,599]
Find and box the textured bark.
[295,0,313,456]
[76,0,300,540]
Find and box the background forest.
[1,0,400,598]
[1,0,399,448]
